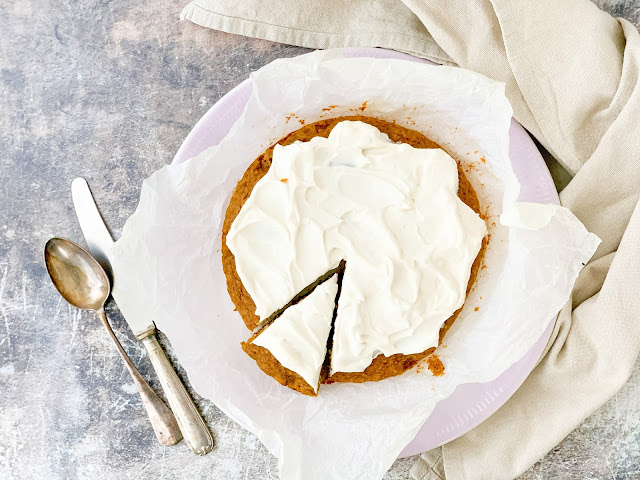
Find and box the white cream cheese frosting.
[252,275,339,391]
[226,121,487,374]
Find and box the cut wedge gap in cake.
[319,263,345,382]
[242,268,343,397]
[251,261,345,335]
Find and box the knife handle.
[140,331,214,456]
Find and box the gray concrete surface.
[0,0,638,478]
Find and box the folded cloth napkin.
[181,1,640,478]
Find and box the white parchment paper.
[111,50,600,480]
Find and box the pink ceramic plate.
[173,48,559,458]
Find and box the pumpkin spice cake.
[222,116,487,396]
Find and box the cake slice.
[242,274,339,396]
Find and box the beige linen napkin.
[181,1,640,478]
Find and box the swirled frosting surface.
[227,121,487,374]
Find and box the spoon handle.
[96,308,183,446]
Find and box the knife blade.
[71,177,214,455]
[71,178,114,276]
[71,177,156,336]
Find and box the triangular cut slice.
[242,274,340,396]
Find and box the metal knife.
[71,177,214,456]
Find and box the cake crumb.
[299,119,305,125]
[322,105,338,111]
[427,355,445,377]
[474,307,479,312]
[358,100,368,111]
[480,156,486,163]
[280,178,288,183]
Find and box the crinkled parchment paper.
[111,50,600,480]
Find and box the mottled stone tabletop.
[1,1,639,479]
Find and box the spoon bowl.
[44,237,182,446]
[44,237,110,311]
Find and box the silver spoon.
[44,237,183,446]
